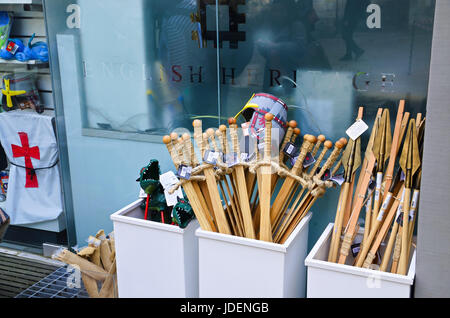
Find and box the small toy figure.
[172,197,194,229]
[136,159,194,227]
[136,159,170,223]
[1,73,43,113]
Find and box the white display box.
[305,223,416,298]
[196,212,312,298]
[111,199,199,298]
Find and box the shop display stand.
[305,223,416,298]
[196,212,312,298]
[111,199,199,298]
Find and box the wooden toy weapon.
[269,134,317,228]
[163,134,216,232]
[371,109,392,232]
[193,120,232,235]
[258,113,274,241]
[328,108,363,262]
[338,112,380,264]
[397,119,420,275]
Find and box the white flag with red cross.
[0,110,63,225]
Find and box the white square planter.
[305,223,416,298]
[111,199,199,298]
[196,212,312,298]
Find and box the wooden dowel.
[259,113,274,242]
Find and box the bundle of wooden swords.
[327,100,425,276]
[163,113,347,243]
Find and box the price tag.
[303,152,316,168]
[331,173,345,186]
[283,142,297,158]
[203,150,220,165]
[225,152,239,167]
[177,165,192,180]
[321,168,332,181]
[346,119,369,141]
[6,41,19,54]
[241,152,255,163]
[351,243,361,258]
[160,171,184,206]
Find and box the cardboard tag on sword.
[346,119,369,141]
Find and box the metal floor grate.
[15,266,89,298]
[0,253,59,298]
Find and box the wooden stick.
[398,120,420,275]
[259,113,274,242]
[383,100,405,201]
[279,120,298,164]
[371,109,392,232]
[215,128,244,236]
[356,176,401,267]
[329,137,360,263]
[269,135,317,228]
[361,184,403,269]
[284,137,347,226]
[275,139,344,242]
[163,135,215,232]
[380,188,405,272]
[192,121,232,235]
[351,109,383,214]
[312,135,326,157]
[227,119,256,239]
[338,133,378,264]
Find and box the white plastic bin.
[196,212,312,298]
[111,199,199,298]
[305,223,416,298]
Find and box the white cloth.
[0,110,63,225]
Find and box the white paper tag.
[177,165,192,180]
[203,150,220,165]
[139,188,147,198]
[160,171,179,189]
[164,188,183,207]
[225,152,240,167]
[346,119,369,141]
[160,171,183,207]
[331,173,345,186]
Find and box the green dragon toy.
[136,160,194,228]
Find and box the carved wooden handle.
[281,120,297,151]
[317,138,347,179]
[181,133,193,166]
[292,135,317,174]
[264,113,274,160]
[169,133,182,167]
[193,119,205,157]
[308,140,332,178]
[163,135,178,168]
[228,117,240,155]
[312,134,326,157]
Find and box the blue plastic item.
[16,33,49,62]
